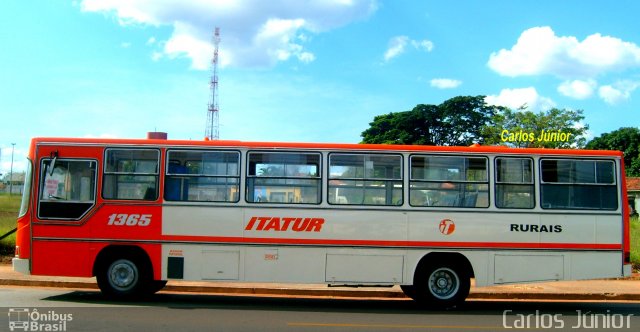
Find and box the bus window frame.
[164,149,241,203]
[539,158,618,211]
[408,154,490,208]
[36,157,98,221]
[327,152,404,206]
[245,150,322,205]
[102,148,161,201]
[494,156,536,210]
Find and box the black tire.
[97,257,150,299]
[400,285,418,300]
[412,260,470,309]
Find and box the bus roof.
[31,137,623,157]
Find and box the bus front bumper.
[12,258,30,275]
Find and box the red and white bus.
[13,137,632,307]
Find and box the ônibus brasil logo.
[439,219,455,235]
[7,308,72,331]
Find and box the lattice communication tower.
[205,27,220,140]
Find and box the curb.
[466,292,640,301]
[163,285,408,298]
[2,279,640,301]
[0,279,98,290]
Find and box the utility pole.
[9,143,15,196]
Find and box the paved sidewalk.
[1,265,639,301]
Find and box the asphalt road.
[1,286,639,332]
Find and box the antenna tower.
[205,27,221,140]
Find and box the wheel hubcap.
[109,260,138,291]
[428,267,460,300]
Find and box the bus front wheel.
[97,257,150,298]
[413,260,470,309]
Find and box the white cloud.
[485,87,556,112]
[488,26,640,78]
[163,22,217,70]
[146,37,156,45]
[151,51,162,62]
[557,79,597,99]
[430,78,462,89]
[384,36,409,61]
[384,36,433,62]
[411,39,434,52]
[598,86,624,105]
[0,146,28,175]
[252,18,317,65]
[120,42,131,48]
[298,52,316,63]
[80,0,377,69]
[598,80,640,105]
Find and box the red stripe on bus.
[620,160,631,262]
[161,235,621,250]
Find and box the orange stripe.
[160,235,621,250]
[33,137,622,157]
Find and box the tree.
[482,107,589,148]
[361,96,501,146]
[586,127,640,176]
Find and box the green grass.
[631,216,640,267]
[0,193,21,255]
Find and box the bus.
[12,137,633,308]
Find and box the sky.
[2,0,640,173]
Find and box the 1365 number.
[107,213,152,226]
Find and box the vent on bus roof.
[147,132,168,140]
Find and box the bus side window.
[495,157,534,209]
[328,153,403,206]
[38,159,97,220]
[103,149,159,201]
[409,155,489,208]
[540,159,617,210]
[246,152,321,204]
[165,150,240,203]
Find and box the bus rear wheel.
[97,257,150,299]
[413,261,470,309]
